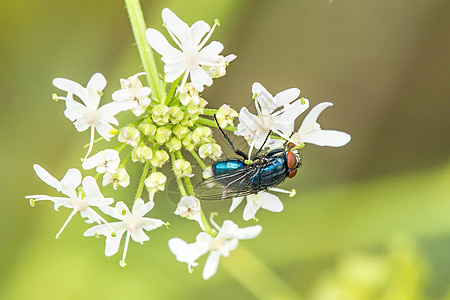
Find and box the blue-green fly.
[194,115,301,200]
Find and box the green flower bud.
[198,98,208,108]
[166,136,182,152]
[144,172,167,193]
[118,126,140,147]
[173,159,193,179]
[155,126,172,144]
[172,124,189,139]
[152,104,170,125]
[180,117,195,127]
[187,104,201,115]
[182,133,195,151]
[138,123,157,137]
[198,143,222,160]
[192,126,213,143]
[216,104,238,128]
[103,167,130,190]
[131,145,153,163]
[169,106,184,124]
[151,150,169,168]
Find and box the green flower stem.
[170,151,187,197]
[134,160,151,201]
[120,150,132,167]
[201,108,219,116]
[124,0,165,102]
[115,143,128,153]
[223,245,300,300]
[197,117,237,132]
[164,76,181,105]
[200,209,213,236]
[190,150,207,170]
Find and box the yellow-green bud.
[180,117,195,127]
[155,126,172,144]
[150,150,169,168]
[152,104,170,125]
[198,98,208,108]
[182,133,195,151]
[118,126,140,147]
[173,159,193,179]
[199,143,222,160]
[187,104,201,115]
[169,106,184,124]
[144,172,167,193]
[216,104,238,128]
[138,123,157,137]
[192,127,213,143]
[166,136,182,152]
[103,167,130,190]
[131,145,153,163]
[172,124,189,139]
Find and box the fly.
[194,115,301,200]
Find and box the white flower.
[112,72,151,116]
[235,82,309,157]
[84,198,166,267]
[174,196,205,230]
[81,149,120,174]
[25,164,113,238]
[102,167,130,190]
[229,191,284,221]
[203,54,236,79]
[146,8,233,92]
[168,220,262,280]
[291,102,351,147]
[52,73,135,158]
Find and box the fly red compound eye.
[288,169,297,178]
[286,151,297,170]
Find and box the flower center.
[209,236,225,251]
[258,115,273,133]
[69,196,88,212]
[123,215,143,232]
[182,47,200,69]
[83,107,100,126]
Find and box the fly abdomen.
[213,159,245,175]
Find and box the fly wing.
[194,166,260,200]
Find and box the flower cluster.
[27,7,350,280]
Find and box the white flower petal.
[141,218,165,231]
[146,28,181,58]
[162,8,190,46]
[86,73,107,94]
[198,41,224,64]
[189,66,213,92]
[302,129,351,147]
[191,20,211,46]
[258,192,284,212]
[59,168,82,196]
[274,88,301,106]
[234,225,262,240]
[130,228,150,244]
[229,197,244,213]
[243,195,261,221]
[203,251,221,280]
[33,164,60,191]
[53,78,86,101]
[105,231,125,256]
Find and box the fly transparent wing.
[194,166,260,200]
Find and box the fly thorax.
[123,215,143,232]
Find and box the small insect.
[194,115,302,200]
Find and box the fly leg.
[214,114,248,160]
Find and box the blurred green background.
[1,0,449,299]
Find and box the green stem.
[200,210,213,235]
[124,0,165,102]
[165,76,181,105]
[170,151,187,197]
[201,108,218,116]
[190,150,207,170]
[197,117,237,132]
[135,160,151,201]
[223,245,300,300]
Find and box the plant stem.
[170,151,187,197]
[197,116,237,132]
[190,150,207,170]
[135,160,151,201]
[124,0,165,102]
